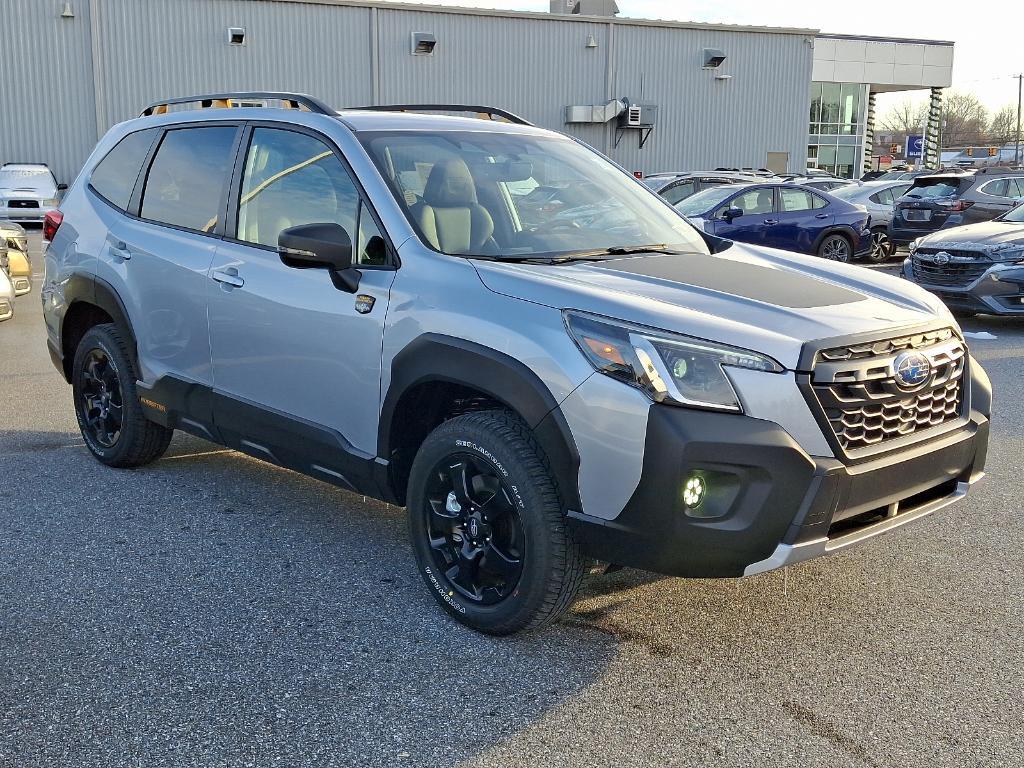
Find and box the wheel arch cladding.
[60,275,138,383]
[379,334,582,512]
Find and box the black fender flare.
[379,334,582,512]
[60,274,139,381]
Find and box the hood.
[916,220,1024,251]
[472,244,952,370]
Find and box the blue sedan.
[671,183,871,262]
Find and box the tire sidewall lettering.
[454,439,526,509]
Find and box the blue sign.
[906,135,924,158]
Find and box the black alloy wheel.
[71,323,174,467]
[78,347,124,448]
[423,453,525,605]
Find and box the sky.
[400,0,1023,120]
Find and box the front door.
[207,125,396,480]
[711,187,775,247]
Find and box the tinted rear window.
[140,126,238,232]
[905,177,970,199]
[89,129,158,210]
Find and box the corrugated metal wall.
[0,0,813,183]
[0,0,98,185]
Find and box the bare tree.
[988,105,1018,146]
[879,98,927,134]
[940,92,989,147]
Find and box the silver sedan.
[830,180,912,262]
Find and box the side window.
[355,202,388,265]
[982,179,1008,197]
[140,126,237,232]
[810,192,829,209]
[1009,178,1024,198]
[662,181,695,205]
[89,128,158,211]
[733,188,775,215]
[892,184,911,200]
[869,189,892,205]
[237,127,359,248]
[779,188,815,212]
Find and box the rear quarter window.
[89,129,159,211]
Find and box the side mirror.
[721,207,743,222]
[278,222,359,292]
[57,183,68,192]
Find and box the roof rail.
[141,92,335,117]
[348,104,533,126]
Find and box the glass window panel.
[237,127,359,248]
[141,126,237,232]
[821,83,841,124]
[356,202,388,265]
[837,146,856,165]
[818,145,837,165]
[90,128,158,211]
[779,188,814,212]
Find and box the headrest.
[423,159,478,207]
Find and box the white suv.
[41,93,991,634]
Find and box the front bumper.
[567,363,990,579]
[902,259,1024,315]
[0,206,50,223]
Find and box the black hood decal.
[592,253,864,309]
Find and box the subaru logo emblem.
[933,251,951,265]
[893,351,932,390]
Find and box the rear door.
[771,187,831,253]
[207,123,396,466]
[107,123,241,396]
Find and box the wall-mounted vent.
[227,27,246,45]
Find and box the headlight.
[908,238,920,254]
[563,310,783,412]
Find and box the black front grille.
[911,251,990,286]
[825,378,963,451]
[811,330,967,454]
[7,200,39,209]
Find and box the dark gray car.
[902,201,1024,316]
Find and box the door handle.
[763,218,778,225]
[211,267,244,288]
[110,241,131,261]
[815,213,829,219]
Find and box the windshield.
[358,130,708,259]
[1002,202,1024,223]
[673,185,740,216]
[0,166,56,192]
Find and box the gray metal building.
[3,0,820,183]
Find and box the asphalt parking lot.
[2,232,1022,767]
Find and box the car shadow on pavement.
[2,430,624,767]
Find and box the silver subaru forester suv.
[42,93,990,634]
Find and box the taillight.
[940,200,973,212]
[43,210,63,242]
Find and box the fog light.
[682,475,706,508]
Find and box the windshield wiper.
[466,245,688,265]
[549,244,686,261]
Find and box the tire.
[817,232,853,262]
[407,409,586,635]
[865,228,894,263]
[71,323,173,468]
